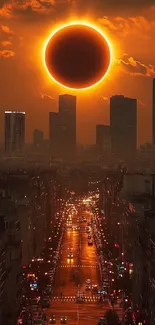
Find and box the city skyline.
[2,92,147,151]
[0,1,155,145]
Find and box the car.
[92,285,98,293]
[88,240,93,245]
[68,252,73,258]
[60,316,67,324]
[49,315,56,324]
[88,235,92,239]
[76,296,83,303]
[33,320,43,325]
[98,317,107,325]
[86,279,91,284]
[41,299,50,308]
[103,280,108,284]
[85,284,91,290]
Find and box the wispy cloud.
[1,24,14,34]
[0,0,74,19]
[101,96,109,101]
[40,93,54,100]
[1,40,12,47]
[117,56,155,77]
[0,49,15,57]
[98,15,155,39]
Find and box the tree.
[104,309,120,325]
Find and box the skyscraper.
[5,111,25,152]
[33,129,44,150]
[152,78,155,145]
[96,125,111,153]
[110,95,137,157]
[59,94,76,158]
[49,112,61,157]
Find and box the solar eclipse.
[44,22,112,90]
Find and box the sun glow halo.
[43,21,113,91]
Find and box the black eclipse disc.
[45,24,111,89]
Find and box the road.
[46,211,122,325]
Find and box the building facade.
[59,94,76,159]
[33,129,44,150]
[110,95,137,158]
[49,112,61,157]
[96,124,111,153]
[153,78,155,145]
[0,199,22,325]
[5,111,25,152]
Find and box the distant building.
[152,78,155,145]
[121,174,152,198]
[33,129,44,150]
[0,199,22,325]
[59,94,76,159]
[5,111,25,152]
[49,112,60,157]
[110,95,137,158]
[96,124,111,153]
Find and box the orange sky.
[0,0,155,146]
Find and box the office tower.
[33,129,44,149]
[153,78,155,145]
[49,112,61,157]
[59,94,76,158]
[5,111,25,152]
[110,95,137,157]
[96,125,111,152]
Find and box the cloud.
[0,0,154,19]
[0,0,74,19]
[68,0,155,14]
[0,0,153,20]
[0,49,15,57]
[40,93,54,100]
[101,96,109,101]
[1,24,14,34]
[117,56,155,77]
[98,16,155,38]
[1,40,12,46]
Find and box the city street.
[45,210,122,325]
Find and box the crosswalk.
[59,264,98,268]
[51,295,101,303]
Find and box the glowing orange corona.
[43,22,112,90]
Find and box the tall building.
[59,94,76,159]
[152,78,155,145]
[33,129,44,150]
[110,95,137,157]
[49,112,60,157]
[5,111,25,152]
[0,200,22,325]
[96,124,111,153]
